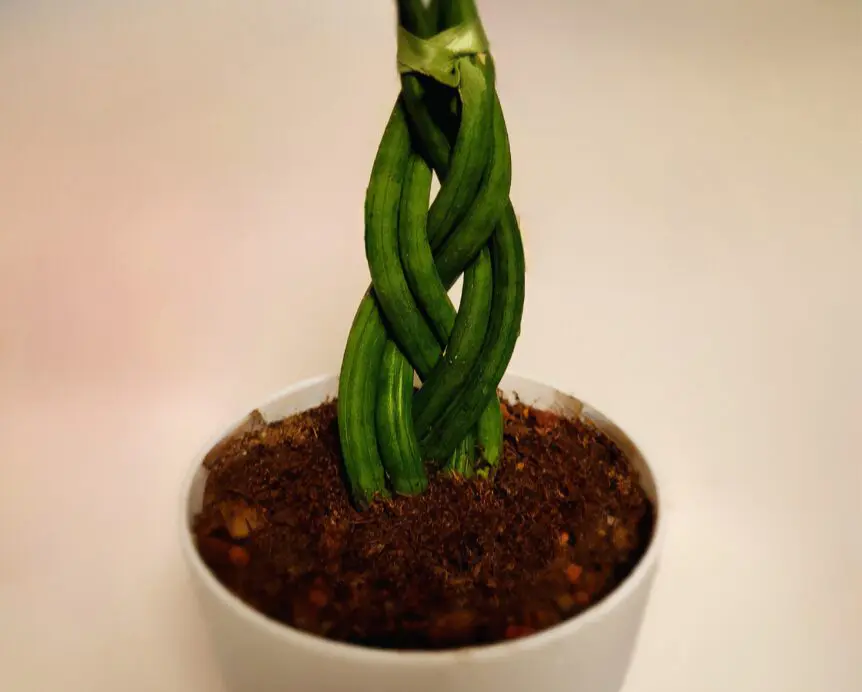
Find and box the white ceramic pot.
[179,374,665,692]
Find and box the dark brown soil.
[193,396,654,650]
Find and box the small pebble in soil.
[228,546,250,567]
[565,564,584,584]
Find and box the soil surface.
[193,396,654,650]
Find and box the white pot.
[179,374,665,692]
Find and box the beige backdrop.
[1,1,860,690]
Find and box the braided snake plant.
[338,0,525,507]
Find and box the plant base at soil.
[193,397,654,650]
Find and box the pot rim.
[179,373,666,665]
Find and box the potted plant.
[179,1,664,691]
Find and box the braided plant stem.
[337,0,525,507]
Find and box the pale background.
[1,0,860,690]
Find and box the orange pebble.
[555,593,575,611]
[565,563,583,584]
[504,625,536,640]
[558,531,570,545]
[228,545,250,567]
[309,589,328,607]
